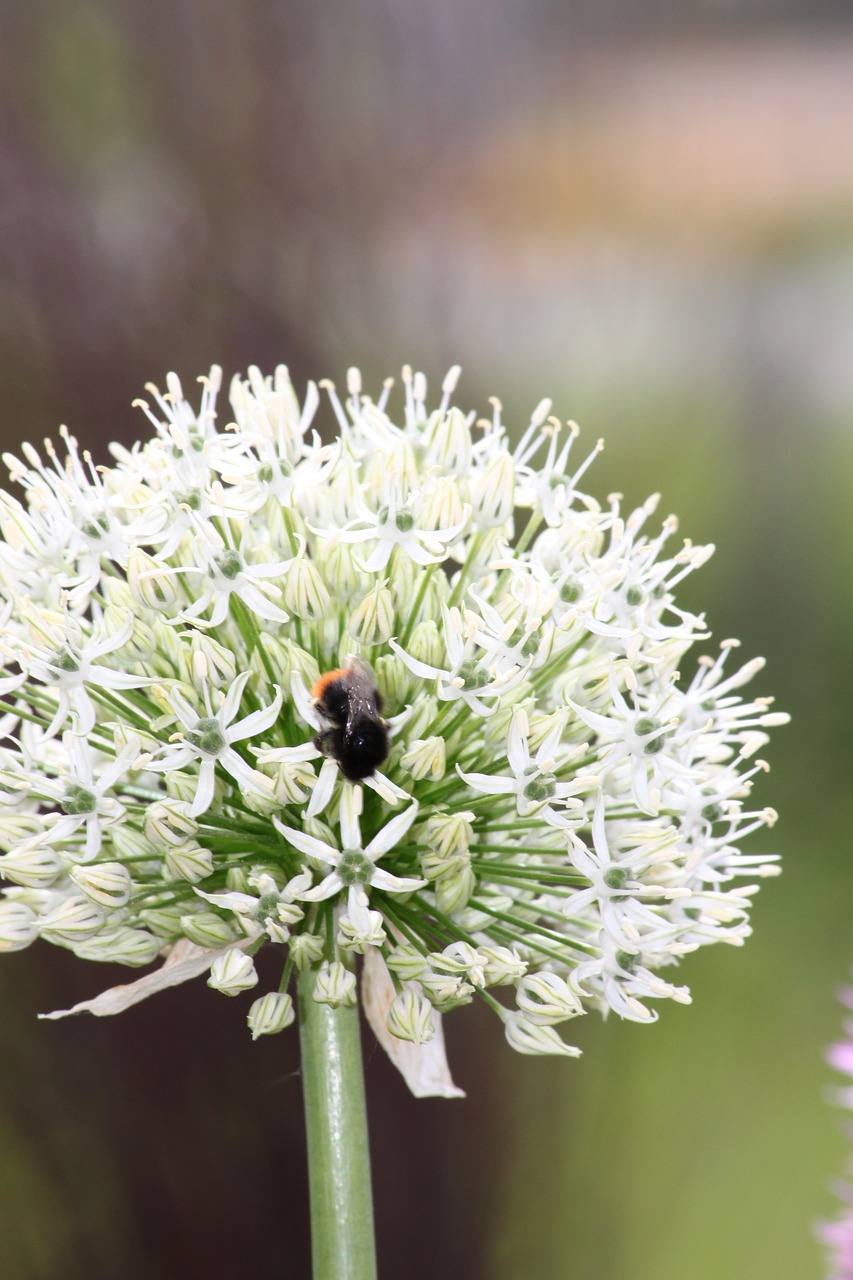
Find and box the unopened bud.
[181,911,237,949]
[516,972,582,1025]
[0,901,39,951]
[164,841,215,883]
[312,960,357,1007]
[503,1012,582,1057]
[0,843,66,887]
[400,736,446,781]
[289,933,325,970]
[348,581,395,645]
[207,948,259,996]
[74,926,161,967]
[387,989,436,1044]
[70,862,133,909]
[247,991,295,1039]
[38,894,105,943]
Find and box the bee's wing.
[344,657,382,735]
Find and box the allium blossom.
[0,362,785,1069]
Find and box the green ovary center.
[215,550,243,580]
[522,775,557,802]
[337,850,374,887]
[187,718,226,755]
[60,784,97,815]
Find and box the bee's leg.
[313,729,336,757]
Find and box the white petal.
[361,770,410,805]
[305,758,338,818]
[189,760,217,817]
[273,816,339,864]
[228,685,283,741]
[455,766,515,796]
[370,868,427,894]
[255,741,321,764]
[387,640,441,680]
[195,887,259,913]
[340,785,363,850]
[291,670,320,729]
[220,669,252,726]
[299,872,344,903]
[365,800,419,859]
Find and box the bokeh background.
[0,3,851,1277]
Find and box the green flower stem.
[297,967,377,1280]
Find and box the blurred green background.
[0,3,850,1277]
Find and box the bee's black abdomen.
[337,719,390,780]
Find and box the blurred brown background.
[1,3,852,1277]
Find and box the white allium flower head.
[0,363,786,1071]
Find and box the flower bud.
[184,633,238,689]
[481,946,527,986]
[248,991,295,1039]
[127,549,181,612]
[70,862,133,909]
[337,909,386,954]
[386,943,428,980]
[429,942,484,979]
[471,450,514,527]
[312,960,357,1007]
[0,901,39,951]
[387,989,436,1044]
[271,760,315,806]
[181,911,237,949]
[400,736,446,782]
[0,815,43,853]
[435,864,476,915]
[406,619,444,668]
[424,811,474,863]
[426,405,472,475]
[289,932,325,970]
[516,972,582,1025]
[319,542,367,601]
[387,546,416,602]
[417,475,466,533]
[38,894,105,943]
[225,866,251,894]
[348,580,395,645]
[373,653,408,708]
[207,948,259,996]
[164,841,215,883]
[0,843,66,887]
[110,821,158,866]
[283,558,330,621]
[145,799,198,850]
[140,904,185,939]
[503,1012,582,1057]
[73,926,161,967]
[419,970,474,1011]
[165,770,203,806]
[102,599,155,662]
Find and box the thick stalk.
[297,967,377,1280]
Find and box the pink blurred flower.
[819,985,853,1278]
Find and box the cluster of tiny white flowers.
[0,363,786,1054]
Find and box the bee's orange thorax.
[311,668,347,700]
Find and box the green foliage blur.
[0,5,851,1277]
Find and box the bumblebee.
[311,656,390,782]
